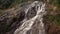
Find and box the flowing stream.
[14,1,46,34]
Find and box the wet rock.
[26,6,37,19]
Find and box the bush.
[49,0,60,7]
[54,14,60,26]
[0,23,9,34]
[0,0,30,9]
[45,14,60,26]
[0,0,13,9]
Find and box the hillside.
[0,0,60,34]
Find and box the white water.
[14,1,46,34]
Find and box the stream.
[14,1,46,34]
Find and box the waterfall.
[14,1,46,34]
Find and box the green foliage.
[0,0,13,9]
[13,0,29,4]
[0,23,9,34]
[46,14,60,26]
[53,0,60,7]
[0,0,29,9]
[54,14,60,26]
[46,15,54,21]
[49,0,60,7]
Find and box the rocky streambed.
[0,0,60,34]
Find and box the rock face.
[0,1,46,34]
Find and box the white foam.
[14,1,46,34]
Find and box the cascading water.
[14,1,46,34]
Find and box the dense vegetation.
[0,0,30,9]
[46,0,60,26]
[0,0,13,9]
[0,23,9,34]
[49,0,60,7]
[45,14,60,26]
